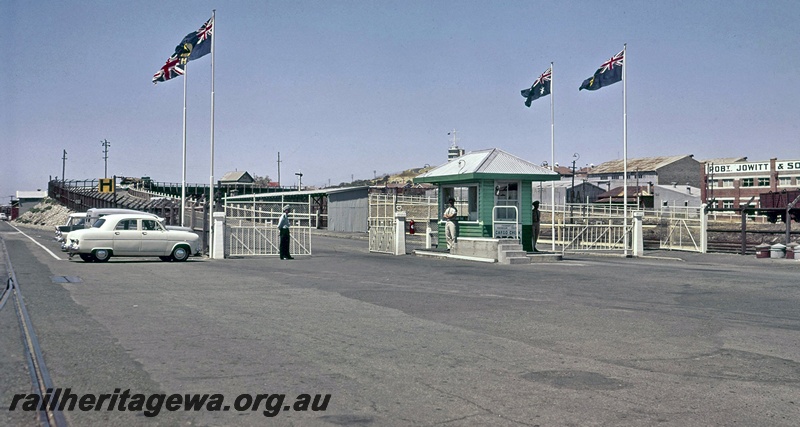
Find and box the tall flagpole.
[209,10,216,257]
[550,61,556,252]
[181,62,188,227]
[622,43,628,256]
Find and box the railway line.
[1,237,68,427]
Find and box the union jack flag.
[521,66,552,107]
[152,55,184,84]
[579,49,624,91]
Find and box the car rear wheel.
[79,253,96,262]
[171,246,190,262]
[93,249,111,262]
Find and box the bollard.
[755,244,771,259]
[786,242,799,260]
[770,243,786,259]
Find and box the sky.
[2,0,799,201]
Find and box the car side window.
[142,220,160,231]
[115,219,137,231]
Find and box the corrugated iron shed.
[589,155,692,174]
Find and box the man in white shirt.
[443,198,458,250]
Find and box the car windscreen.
[92,218,106,228]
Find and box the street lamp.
[538,161,549,203]
[570,153,580,203]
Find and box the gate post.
[212,211,226,259]
[394,210,407,256]
[426,218,437,249]
[632,211,644,257]
[700,204,708,254]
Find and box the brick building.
[701,158,800,209]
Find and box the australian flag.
[153,17,213,84]
[579,50,623,91]
[521,67,552,107]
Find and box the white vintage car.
[66,213,201,262]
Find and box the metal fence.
[224,197,311,257]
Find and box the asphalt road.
[1,220,799,426]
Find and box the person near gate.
[531,200,541,252]
[278,205,294,260]
[443,197,458,251]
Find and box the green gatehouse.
[414,148,560,252]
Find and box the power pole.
[61,149,67,181]
[101,139,111,178]
[277,152,282,188]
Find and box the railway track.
[1,237,68,427]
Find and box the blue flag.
[521,67,552,107]
[579,50,623,91]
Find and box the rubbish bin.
[755,244,771,259]
[770,243,786,259]
[786,242,799,260]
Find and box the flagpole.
[622,43,628,257]
[550,61,556,252]
[209,10,216,258]
[181,62,188,227]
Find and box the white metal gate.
[659,207,706,252]
[224,198,311,257]
[544,204,633,253]
[368,194,395,254]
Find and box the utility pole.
[570,152,580,203]
[61,149,67,181]
[101,139,111,178]
[277,152,282,188]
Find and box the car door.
[140,219,169,255]
[112,218,142,256]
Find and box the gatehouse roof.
[414,148,559,184]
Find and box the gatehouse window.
[443,186,478,221]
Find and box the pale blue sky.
[2,0,799,199]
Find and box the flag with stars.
[579,50,623,91]
[521,67,552,107]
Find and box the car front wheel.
[171,246,190,262]
[93,249,111,262]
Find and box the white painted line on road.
[8,224,62,261]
